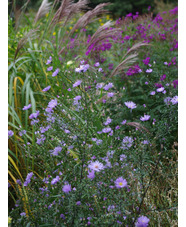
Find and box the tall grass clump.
[8,0,177,226]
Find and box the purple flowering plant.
[9,3,177,226]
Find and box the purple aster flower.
[140,114,150,121]
[107,92,114,97]
[16,179,22,185]
[120,154,127,161]
[52,68,59,77]
[60,214,65,219]
[150,91,155,95]
[121,120,127,125]
[145,82,148,85]
[76,201,81,205]
[164,97,172,105]
[96,139,102,145]
[115,177,127,188]
[46,56,52,65]
[146,69,152,73]
[73,80,82,87]
[22,104,32,110]
[51,176,60,185]
[20,212,26,216]
[24,172,33,186]
[96,83,103,89]
[87,170,95,179]
[104,117,112,125]
[164,62,168,65]
[8,130,14,138]
[62,184,71,193]
[122,136,133,150]
[52,146,62,156]
[47,66,53,71]
[115,125,120,130]
[19,130,26,137]
[42,86,51,92]
[29,111,40,119]
[98,68,103,72]
[135,216,150,227]
[156,87,165,92]
[94,62,100,67]
[48,99,58,108]
[88,161,104,172]
[125,101,137,110]
[102,127,112,133]
[103,83,113,91]
[64,129,70,133]
[171,95,178,105]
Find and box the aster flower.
[164,97,171,105]
[140,114,150,121]
[88,161,104,172]
[48,99,57,108]
[121,120,127,125]
[156,87,164,92]
[146,69,152,73]
[29,111,40,119]
[42,86,51,92]
[51,146,62,156]
[76,201,81,205]
[171,95,178,105]
[94,62,100,67]
[160,74,166,81]
[8,130,14,138]
[62,184,71,193]
[104,118,112,125]
[121,136,133,150]
[46,56,52,65]
[135,216,150,227]
[24,172,33,186]
[115,177,127,188]
[87,170,95,179]
[102,127,112,133]
[125,101,137,110]
[22,104,32,110]
[51,176,60,185]
[73,80,82,87]
[107,92,114,97]
[52,68,59,77]
[103,83,113,91]
[150,91,155,95]
[47,66,53,71]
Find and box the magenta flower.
[160,74,166,81]
[115,177,127,188]
[142,57,150,65]
[140,114,150,121]
[135,216,150,227]
[62,184,71,193]
[23,104,32,110]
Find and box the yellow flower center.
[119,182,123,186]
[95,165,98,169]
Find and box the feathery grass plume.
[50,0,74,25]
[63,0,89,26]
[69,3,110,36]
[14,29,39,60]
[34,0,52,24]
[110,42,149,77]
[126,122,150,134]
[86,21,121,54]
